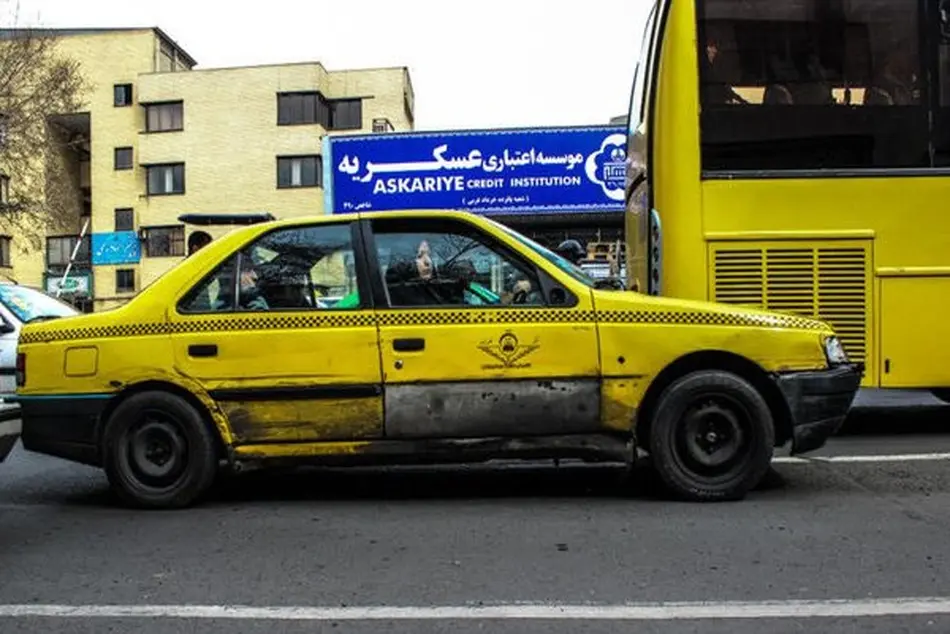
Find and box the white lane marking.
[3,597,950,621]
[774,453,950,464]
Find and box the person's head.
[513,278,532,294]
[555,239,586,265]
[188,231,212,256]
[239,256,259,294]
[881,47,915,83]
[415,239,433,279]
[706,35,719,63]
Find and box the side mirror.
[0,322,15,335]
[549,287,567,305]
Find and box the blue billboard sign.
[325,126,627,215]
[91,231,141,265]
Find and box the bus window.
[696,0,929,173]
[628,2,657,139]
[932,0,950,166]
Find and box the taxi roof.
[205,208,499,231]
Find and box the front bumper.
[775,363,863,454]
[0,403,22,463]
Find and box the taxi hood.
[590,287,832,333]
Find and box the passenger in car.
[238,260,269,311]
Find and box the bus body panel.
[629,0,950,391]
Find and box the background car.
[0,280,77,462]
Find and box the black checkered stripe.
[18,309,822,344]
[596,310,822,329]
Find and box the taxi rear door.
[166,219,384,446]
[364,215,602,440]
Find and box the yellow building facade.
[3,27,414,311]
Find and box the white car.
[0,281,78,461]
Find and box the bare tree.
[0,3,89,254]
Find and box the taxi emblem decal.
[477,330,540,369]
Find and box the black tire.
[648,370,775,502]
[101,390,218,509]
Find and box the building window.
[46,235,90,269]
[696,0,928,173]
[143,225,185,257]
[145,102,183,132]
[277,155,322,189]
[277,92,330,126]
[114,208,134,231]
[114,84,133,107]
[330,99,362,130]
[0,174,8,204]
[146,163,185,195]
[114,147,133,171]
[0,236,10,267]
[116,269,135,293]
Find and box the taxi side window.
[178,223,362,313]
[372,220,544,308]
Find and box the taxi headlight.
[823,335,849,366]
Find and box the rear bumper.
[0,404,22,462]
[775,363,863,454]
[12,394,109,467]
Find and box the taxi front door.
[367,216,602,441]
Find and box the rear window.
[0,285,78,324]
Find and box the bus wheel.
[648,370,774,502]
[101,390,218,510]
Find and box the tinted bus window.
[696,0,928,173]
[932,0,950,166]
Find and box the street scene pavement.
[1,390,949,633]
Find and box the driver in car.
[238,259,269,311]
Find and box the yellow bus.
[625,0,950,402]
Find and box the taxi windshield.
[487,219,597,288]
[0,284,78,324]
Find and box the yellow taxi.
[13,210,861,508]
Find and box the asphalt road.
[1,390,950,633]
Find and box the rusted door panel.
[384,379,601,438]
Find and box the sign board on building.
[45,272,92,296]
[91,231,141,265]
[324,126,627,215]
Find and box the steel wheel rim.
[120,409,190,491]
[671,393,756,482]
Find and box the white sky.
[12,0,653,131]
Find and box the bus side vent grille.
[712,243,868,363]
[712,249,764,306]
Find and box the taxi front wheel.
[101,390,218,510]
[648,370,774,502]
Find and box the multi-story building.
[1,27,414,311]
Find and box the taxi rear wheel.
[648,370,774,502]
[102,391,218,510]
